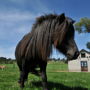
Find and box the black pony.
[15,13,79,90]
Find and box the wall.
[68,60,81,72]
[88,60,90,72]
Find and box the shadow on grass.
[31,81,88,90]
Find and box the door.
[81,61,88,71]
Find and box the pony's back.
[15,33,31,60]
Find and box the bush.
[0,57,16,64]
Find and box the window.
[81,53,85,58]
[81,61,88,67]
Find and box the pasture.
[0,61,89,90]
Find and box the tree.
[86,42,90,51]
[75,17,90,33]
[75,17,90,50]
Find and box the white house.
[68,49,90,72]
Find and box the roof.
[80,49,90,54]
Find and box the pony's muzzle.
[67,51,79,60]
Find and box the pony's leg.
[19,60,29,88]
[17,63,23,84]
[18,71,22,84]
[18,71,28,84]
[20,71,29,88]
[40,62,48,90]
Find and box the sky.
[0,0,90,59]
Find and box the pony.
[15,13,79,90]
[0,65,6,70]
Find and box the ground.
[0,61,89,90]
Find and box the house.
[68,49,90,72]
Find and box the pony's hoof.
[18,80,21,84]
[20,84,24,88]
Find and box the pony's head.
[53,13,79,60]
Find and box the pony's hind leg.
[18,71,22,84]
[17,62,23,84]
[19,71,29,88]
[18,71,28,84]
[19,60,29,88]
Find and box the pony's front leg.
[40,62,48,90]
[41,71,48,90]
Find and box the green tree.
[75,17,90,50]
[86,42,90,51]
[75,17,90,33]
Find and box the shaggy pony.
[15,13,79,90]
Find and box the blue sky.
[0,0,90,59]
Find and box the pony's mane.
[32,13,66,32]
[27,13,69,60]
[36,14,58,24]
[21,13,74,61]
[35,14,75,26]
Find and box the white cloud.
[7,0,50,13]
[0,46,15,59]
[16,25,31,34]
[0,11,37,58]
[0,10,37,40]
[0,12,37,22]
[0,0,51,59]
[32,0,50,13]
[8,0,25,3]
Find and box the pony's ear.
[60,13,65,19]
[72,20,75,24]
[57,13,65,23]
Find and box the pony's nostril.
[75,51,79,57]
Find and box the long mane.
[17,13,73,61]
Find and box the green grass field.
[0,61,90,90]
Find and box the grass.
[0,61,90,90]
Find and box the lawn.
[0,61,89,90]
